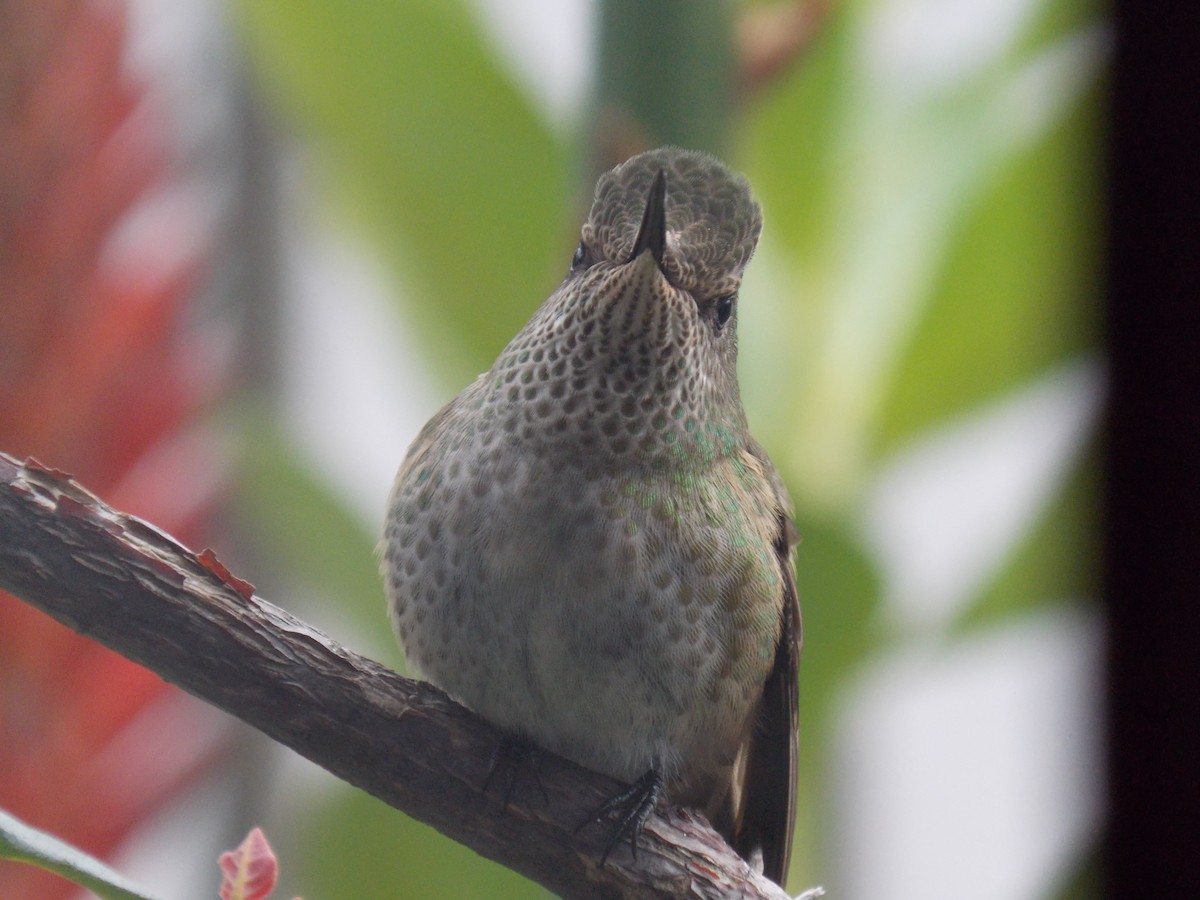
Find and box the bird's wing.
[734,442,800,887]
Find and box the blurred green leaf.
[233,1,571,385]
[792,515,882,732]
[874,81,1102,455]
[297,790,542,900]
[744,9,852,266]
[742,0,1105,509]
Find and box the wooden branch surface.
[0,452,791,899]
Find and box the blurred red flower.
[1,1,232,895]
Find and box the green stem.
[592,0,734,166]
[0,808,163,900]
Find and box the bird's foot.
[577,768,664,867]
[482,734,548,808]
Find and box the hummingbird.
[381,146,800,885]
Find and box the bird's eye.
[714,293,736,331]
[570,242,590,272]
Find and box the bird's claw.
[577,768,664,866]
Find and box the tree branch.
[0,451,792,900]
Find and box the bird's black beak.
[627,169,667,268]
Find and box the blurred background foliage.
[0,0,1105,896]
